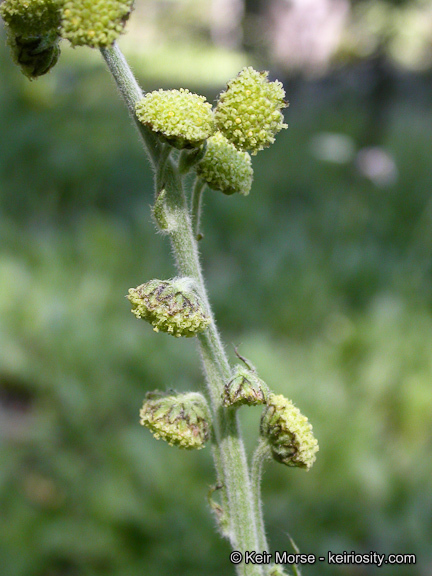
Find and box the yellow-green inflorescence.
[215,66,288,155]
[0,0,63,78]
[127,277,211,338]
[140,391,211,449]
[196,131,253,196]
[260,393,319,470]
[0,0,63,36]
[223,364,269,408]
[135,88,214,149]
[61,0,134,48]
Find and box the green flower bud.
[6,31,61,79]
[127,277,211,338]
[196,131,253,196]
[135,89,214,149]
[1,0,63,79]
[61,0,134,48]
[140,390,211,449]
[215,66,288,155]
[223,364,269,408]
[0,0,62,37]
[260,394,319,470]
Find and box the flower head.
[0,0,62,37]
[223,364,268,408]
[135,88,214,149]
[140,391,211,449]
[215,66,288,155]
[127,277,211,338]
[260,393,319,470]
[1,0,62,79]
[6,32,61,79]
[61,0,134,48]
[196,132,253,196]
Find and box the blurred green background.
[1,1,432,575]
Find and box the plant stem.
[100,43,162,168]
[191,177,206,240]
[156,159,264,575]
[251,438,272,553]
[101,43,266,576]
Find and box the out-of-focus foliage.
[341,0,432,71]
[120,0,432,80]
[1,1,432,575]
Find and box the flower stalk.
[101,43,264,576]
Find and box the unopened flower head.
[260,394,319,470]
[223,365,269,408]
[61,0,134,48]
[6,31,61,79]
[135,89,214,149]
[1,0,62,78]
[140,391,211,449]
[215,66,288,155]
[127,277,211,338]
[0,0,62,37]
[196,131,253,196]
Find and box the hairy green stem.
[165,164,263,576]
[251,438,272,553]
[156,159,263,573]
[101,43,266,576]
[191,177,206,240]
[100,43,162,168]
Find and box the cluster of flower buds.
[0,0,135,78]
[134,68,288,197]
[260,393,319,470]
[139,390,211,450]
[222,355,318,470]
[127,277,211,338]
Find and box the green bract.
[260,393,319,470]
[196,132,253,196]
[215,66,288,155]
[127,277,211,338]
[61,0,134,48]
[135,88,214,149]
[140,391,211,449]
